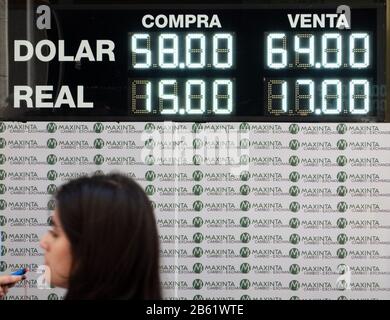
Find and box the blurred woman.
[40,173,161,299]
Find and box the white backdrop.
[1,121,390,300]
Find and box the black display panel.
[2,1,386,121]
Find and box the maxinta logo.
[47,293,59,300]
[337,186,348,196]
[0,138,7,149]
[337,123,347,134]
[289,124,299,134]
[46,154,57,165]
[0,261,7,272]
[289,156,300,166]
[47,185,57,195]
[193,263,204,274]
[193,233,204,243]
[93,123,104,133]
[240,247,251,258]
[192,123,203,133]
[47,200,56,210]
[193,170,204,181]
[336,279,349,291]
[289,202,300,213]
[240,155,250,165]
[289,218,300,229]
[47,216,53,226]
[193,217,204,228]
[337,155,348,166]
[289,186,300,196]
[193,247,203,258]
[0,170,6,180]
[240,185,251,196]
[145,171,156,181]
[337,218,348,228]
[337,234,348,245]
[240,139,250,149]
[144,123,155,133]
[0,215,7,226]
[240,217,251,228]
[240,263,251,274]
[94,138,105,149]
[144,138,155,149]
[337,139,348,150]
[240,233,251,243]
[289,280,300,291]
[1,231,7,241]
[239,122,250,132]
[0,184,6,194]
[289,234,301,245]
[193,138,203,149]
[337,202,348,213]
[1,245,6,256]
[193,201,204,212]
[0,154,6,165]
[240,201,251,211]
[289,172,300,183]
[193,155,202,165]
[289,139,300,150]
[0,122,6,133]
[46,138,57,149]
[46,123,57,133]
[193,185,203,196]
[94,154,104,165]
[240,171,251,181]
[0,200,7,210]
[337,248,348,259]
[337,171,348,183]
[144,155,155,165]
[193,279,203,290]
[289,248,300,259]
[145,185,156,196]
[337,264,349,275]
[47,170,58,181]
[289,264,301,275]
[240,279,251,290]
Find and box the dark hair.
[54,173,161,300]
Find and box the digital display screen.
[129,30,374,117]
[3,1,386,121]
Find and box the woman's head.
[39,173,161,299]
